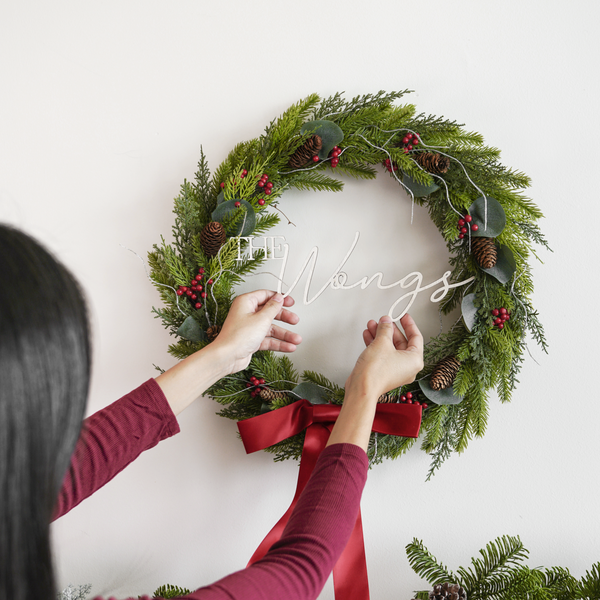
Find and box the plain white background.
[1,1,599,598]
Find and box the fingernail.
[273,293,284,303]
[380,315,392,324]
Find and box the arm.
[54,291,302,519]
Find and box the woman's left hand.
[212,290,302,375]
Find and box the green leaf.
[217,190,226,204]
[469,196,506,237]
[300,120,344,159]
[482,244,516,284]
[292,381,329,404]
[419,379,464,405]
[402,173,440,197]
[176,316,207,343]
[461,293,478,332]
[211,199,256,236]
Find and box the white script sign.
[236,233,475,323]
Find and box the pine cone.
[377,393,396,403]
[427,582,467,600]
[259,388,289,401]
[207,325,221,341]
[200,221,226,258]
[415,152,450,174]
[429,356,461,391]
[288,135,323,168]
[471,236,498,268]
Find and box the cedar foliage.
[149,92,548,473]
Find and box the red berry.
[242,169,248,176]
[186,290,193,297]
[402,136,409,144]
[208,279,213,284]
[250,376,257,383]
[198,268,205,274]
[406,398,413,404]
[492,308,500,316]
[262,174,268,180]
[246,382,252,388]
[422,403,428,410]
[259,378,265,385]
[414,401,420,406]
[196,285,203,291]
[460,227,468,234]
[400,394,407,402]
[258,198,265,205]
[498,323,504,329]
[494,317,502,325]
[182,286,188,292]
[177,289,184,296]
[459,233,465,239]
[413,138,419,145]
[403,148,409,154]
[312,155,319,162]
[266,182,274,189]
[407,144,413,150]
[201,292,207,298]
[191,294,197,300]
[406,392,413,400]
[458,219,465,227]
[465,215,472,223]
[265,189,272,195]
[195,302,202,309]
[234,201,241,207]
[471,224,479,231]
[333,146,339,151]
[257,181,265,188]
[220,182,225,188]
[504,313,510,320]
[195,274,202,281]
[500,307,507,314]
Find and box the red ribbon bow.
[238,398,422,600]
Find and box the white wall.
[1,1,598,598]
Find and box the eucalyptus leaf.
[482,244,516,284]
[292,381,329,404]
[468,196,506,237]
[300,120,344,160]
[216,190,226,204]
[260,402,272,414]
[211,199,256,237]
[418,379,464,405]
[461,293,478,332]
[402,173,440,197]
[176,316,208,343]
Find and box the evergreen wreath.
[148,91,549,477]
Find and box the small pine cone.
[471,236,498,268]
[415,151,451,174]
[288,135,323,168]
[428,583,466,600]
[377,393,396,403]
[207,325,221,341]
[429,356,461,391]
[200,221,226,258]
[259,388,289,401]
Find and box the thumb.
[374,315,394,343]
[258,292,284,322]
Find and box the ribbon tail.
[333,508,369,600]
[247,423,331,566]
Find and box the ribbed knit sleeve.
[53,378,180,520]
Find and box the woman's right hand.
[344,314,424,401]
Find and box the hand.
[345,314,424,401]
[212,290,302,375]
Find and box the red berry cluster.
[175,267,213,310]
[329,146,341,168]
[491,307,510,330]
[399,391,427,410]
[401,132,420,154]
[246,375,266,397]
[457,214,479,239]
[383,157,398,172]
[256,173,273,206]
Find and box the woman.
[0,224,423,600]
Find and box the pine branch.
[406,538,457,586]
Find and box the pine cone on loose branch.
[288,135,323,168]
[207,325,221,341]
[377,393,396,403]
[471,237,498,268]
[429,356,461,391]
[200,221,226,258]
[425,582,467,600]
[414,152,451,174]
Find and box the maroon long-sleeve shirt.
[55,379,369,600]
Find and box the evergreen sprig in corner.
[148,91,549,477]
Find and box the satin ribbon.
[237,399,422,600]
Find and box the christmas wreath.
[148,91,549,477]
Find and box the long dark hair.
[0,225,91,600]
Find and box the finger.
[274,307,300,326]
[256,292,285,324]
[267,323,302,346]
[374,315,394,343]
[259,337,299,353]
[366,319,378,341]
[400,313,424,354]
[363,328,374,346]
[392,320,408,351]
